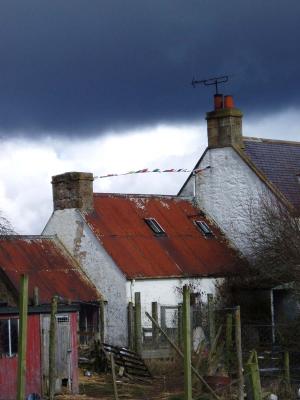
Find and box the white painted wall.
[43,209,128,346]
[180,147,269,257]
[126,277,222,328]
[42,207,226,347]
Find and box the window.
[0,318,18,357]
[144,218,165,235]
[195,220,213,237]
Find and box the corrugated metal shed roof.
[84,194,241,279]
[244,138,300,213]
[0,235,101,304]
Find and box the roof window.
[195,220,213,237]
[144,218,165,235]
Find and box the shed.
[0,305,79,400]
[0,235,102,399]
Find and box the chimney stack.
[206,95,243,148]
[52,172,94,211]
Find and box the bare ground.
[56,366,185,400]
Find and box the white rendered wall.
[126,277,222,328]
[43,209,128,346]
[180,147,269,256]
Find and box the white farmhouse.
[179,94,300,257]
[179,94,300,334]
[43,172,242,346]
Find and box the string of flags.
[94,166,211,179]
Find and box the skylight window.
[195,220,213,237]
[144,218,165,235]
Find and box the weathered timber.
[177,304,183,347]
[207,293,215,347]
[128,301,134,350]
[134,292,142,355]
[151,302,159,347]
[110,353,119,400]
[183,285,192,400]
[284,350,291,395]
[225,313,233,370]
[235,305,244,400]
[33,286,39,306]
[49,296,58,400]
[99,300,105,343]
[17,274,29,400]
[245,350,262,400]
[102,343,152,379]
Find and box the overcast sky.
[0,1,299,233]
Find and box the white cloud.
[0,108,299,234]
[244,107,300,140]
[0,124,204,234]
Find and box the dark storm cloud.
[0,0,299,136]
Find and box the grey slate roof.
[243,138,300,212]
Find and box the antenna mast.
[191,75,229,94]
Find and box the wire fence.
[140,303,204,354]
[135,300,300,397]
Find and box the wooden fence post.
[145,311,221,400]
[49,296,58,400]
[207,294,215,347]
[235,305,244,400]
[17,274,29,400]
[110,353,119,400]
[183,285,192,400]
[128,301,134,350]
[245,350,262,400]
[226,313,233,370]
[33,286,39,306]
[178,303,183,347]
[284,350,291,394]
[134,292,142,355]
[151,302,159,347]
[99,300,105,343]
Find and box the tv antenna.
[191,75,229,94]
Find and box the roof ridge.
[0,234,56,241]
[93,192,178,199]
[243,136,300,146]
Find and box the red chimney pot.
[214,94,223,110]
[224,95,234,109]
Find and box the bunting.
[94,166,210,179]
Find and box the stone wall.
[52,172,94,211]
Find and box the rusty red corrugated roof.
[0,235,102,304]
[84,194,241,279]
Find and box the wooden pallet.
[102,343,152,379]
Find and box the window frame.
[144,218,166,236]
[194,220,214,237]
[0,317,19,357]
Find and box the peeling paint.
[44,210,128,346]
[74,220,87,265]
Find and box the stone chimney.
[52,172,94,211]
[206,94,244,148]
